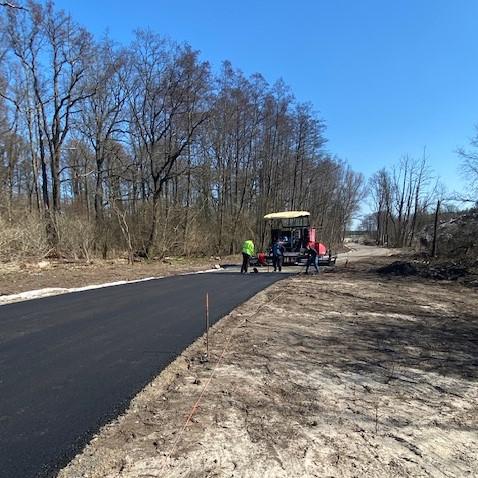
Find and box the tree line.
[362,125,478,249]
[361,152,462,249]
[0,1,365,261]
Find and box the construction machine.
[254,210,337,267]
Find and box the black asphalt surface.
[0,272,288,478]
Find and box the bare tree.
[128,31,210,257]
[0,2,26,10]
[457,126,478,201]
[3,1,94,246]
[0,1,367,261]
[369,154,434,247]
[81,39,127,224]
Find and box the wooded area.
[361,147,477,250]
[363,154,438,247]
[0,1,365,261]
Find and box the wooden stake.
[431,200,441,257]
[205,292,209,359]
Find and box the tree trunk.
[431,200,440,257]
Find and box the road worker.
[305,243,319,274]
[241,239,255,274]
[272,239,285,272]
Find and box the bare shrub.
[55,215,96,260]
[0,214,49,261]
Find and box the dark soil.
[376,261,419,276]
[377,258,478,286]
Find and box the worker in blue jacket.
[272,239,285,272]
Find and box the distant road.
[0,272,287,478]
[338,243,396,263]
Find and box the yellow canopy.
[263,211,310,220]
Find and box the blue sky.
[55,0,478,201]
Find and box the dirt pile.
[376,261,419,276]
[377,259,478,286]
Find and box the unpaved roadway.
[58,246,478,478]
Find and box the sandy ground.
[57,246,478,478]
[337,242,396,263]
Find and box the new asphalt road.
[0,271,288,478]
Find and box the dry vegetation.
[58,252,478,478]
[0,1,364,264]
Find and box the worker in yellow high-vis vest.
[241,239,255,274]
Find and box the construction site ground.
[53,245,477,477]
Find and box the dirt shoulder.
[58,248,478,478]
[0,256,227,297]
